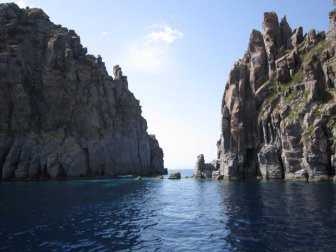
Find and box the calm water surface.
[0,170,336,251]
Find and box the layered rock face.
[0,3,164,180]
[214,9,336,181]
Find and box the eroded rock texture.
[215,9,336,181]
[0,3,164,180]
[193,154,216,178]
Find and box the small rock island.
[196,5,336,181]
[0,3,165,180]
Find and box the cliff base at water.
[196,8,336,182]
[0,3,164,180]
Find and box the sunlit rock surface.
[214,7,336,181]
[0,3,164,180]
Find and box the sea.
[0,169,335,251]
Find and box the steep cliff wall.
[0,3,164,180]
[215,9,336,181]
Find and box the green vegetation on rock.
[308,124,316,135]
[327,115,336,131]
[292,71,304,84]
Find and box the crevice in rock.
[0,138,13,180]
[82,147,91,176]
[243,148,257,179]
[101,165,104,176]
[7,102,13,135]
[137,130,142,174]
[58,163,66,178]
[41,164,50,179]
[33,160,42,180]
[322,122,335,177]
[277,150,285,179]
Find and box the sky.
[1,0,333,169]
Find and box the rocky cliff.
[198,6,336,181]
[0,3,164,180]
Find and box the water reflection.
[220,181,268,251]
[220,180,336,251]
[1,179,336,251]
[141,179,233,251]
[0,180,164,251]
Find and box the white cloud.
[128,44,165,73]
[126,24,183,73]
[148,24,184,43]
[16,0,28,8]
[101,31,108,36]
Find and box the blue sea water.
[0,169,336,252]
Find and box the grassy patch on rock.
[292,71,304,84]
[284,88,299,103]
[327,115,336,131]
[307,124,316,135]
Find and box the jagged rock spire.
[113,65,123,79]
[329,1,336,36]
[0,3,165,180]
[215,8,336,181]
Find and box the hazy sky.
[1,0,333,169]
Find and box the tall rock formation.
[213,5,336,181]
[193,154,217,178]
[0,3,164,180]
